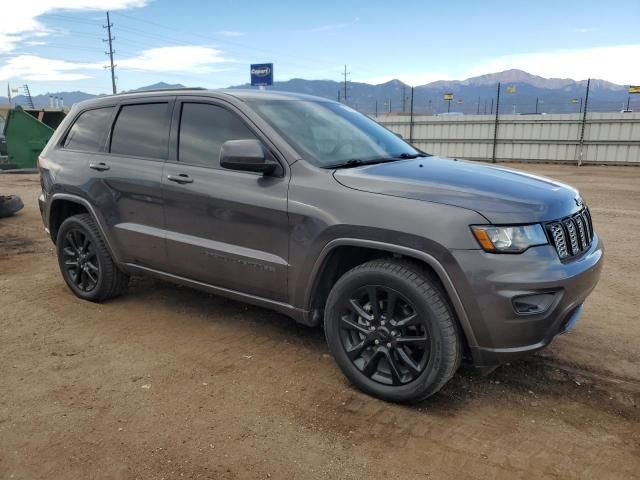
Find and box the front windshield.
[247,99,422,167]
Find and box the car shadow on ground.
[125,275,639,421]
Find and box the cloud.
[463,44,640,85]
[0,46,234,82]
[216,31,245,37]
[0,55,99,81]
[117,46,234,73]
[0,0,148,53]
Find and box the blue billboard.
[250,63,273,87]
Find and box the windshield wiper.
[324,157,402,170]
[394,152,429,159]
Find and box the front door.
[162,99,289,302]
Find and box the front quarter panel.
[287,160,486,310]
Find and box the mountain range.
[0,70,634,114]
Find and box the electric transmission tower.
[103,11,117,94]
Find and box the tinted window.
[179,103,257,168]
[110,103,169,159]
[247,100,421,167]
[63,107,114,152]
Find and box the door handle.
[167,173,194,184]
[89,162,110,171]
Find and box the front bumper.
[450,234,604,367]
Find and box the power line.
[103,11,117,94]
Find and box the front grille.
[546,207,593,260]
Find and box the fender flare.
[304,238,478,347]
[48,193,122,263]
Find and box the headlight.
[470,224,548,253]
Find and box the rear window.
[63,107,114,152]
[110,103,169,159]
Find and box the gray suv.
[38,89,603,402]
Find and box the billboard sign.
[629,86,640,94]
[443,93,453,100]
[250,63,273,87]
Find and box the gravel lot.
[1,164,639,479]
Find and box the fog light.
[512,293,556,315]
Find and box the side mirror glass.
[220,139,277,175]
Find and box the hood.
[333,156,582,224]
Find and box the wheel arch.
[304,239,478,349]
[48,194,121,263]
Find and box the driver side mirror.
[220,139,278,175]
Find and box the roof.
[74,88,335,110]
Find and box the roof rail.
[117,87,208,95]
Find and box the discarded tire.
[0,195,25,218]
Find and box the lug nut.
[370,326,376,331]
[374,339,380,345]
[380,320,386,326]
[386,343,392,348]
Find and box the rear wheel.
[56,214,129,302]
[324,259,461,402]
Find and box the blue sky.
[1,0,639,95]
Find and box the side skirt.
[125,263,311,325]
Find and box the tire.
[0,195,24,218]
[56,213,129,302]
[324,259,462,403]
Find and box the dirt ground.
[0,164,638,480]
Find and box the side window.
[178,103,258,169]
[63,107,114,152]
[110,103,169,159]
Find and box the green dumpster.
[1,106,62,170]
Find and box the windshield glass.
[247,99,422,167]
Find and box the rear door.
[88,97,175,270]
[162,97,289,301]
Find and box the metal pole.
[104,12,117,94]
[476,96,480,115]
[579,97,583,113]
[535,97,539,114]
[577,79,590,166]
[447,99,451,113]
[375,100,378,118]
[626,96,631,111]
[491,82,501,163]
[409,87,415,143]
[490,98,494,115]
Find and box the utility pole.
[577,78,591,166]
[375,100,378,118]
[103,11,117,94]
[535,97,539,114]
[491,82,501,163]
[409,87,415,143]
[342,64,349,104]
[402,84,407,113]
[476,96,480,115]
[338,89,341,102]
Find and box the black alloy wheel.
[339,285,429,386]
[61,228,100,293]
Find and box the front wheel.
[324,259,462,403]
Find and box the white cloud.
[217,31,245,37]
[0,46,234,82]
[463,45,640,85]
[0,55,99,81]
[117,46,234,73]
[0,0,148,52]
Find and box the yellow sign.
[506,85,516,94]
[570,98,579,104]
[443,93,453,100]
[629,85,640,94]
